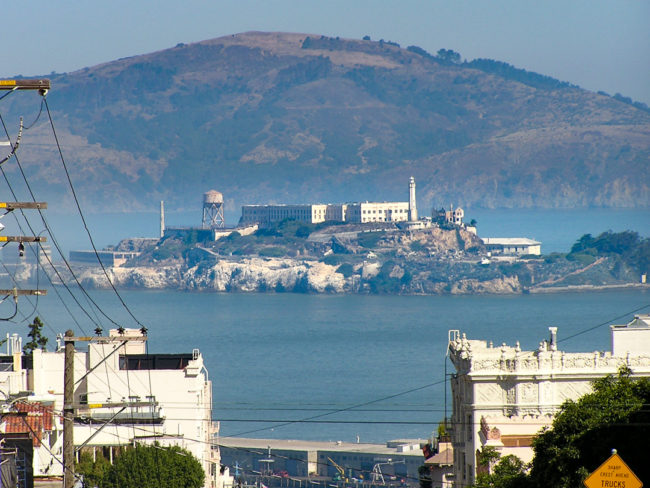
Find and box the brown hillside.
[2,31,648,212]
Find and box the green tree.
[102,443,204,488]
[473,449,528,488]
[528,367,650,487]
[23,316,48,356]
[418,464,432,488]
[436,48,462,64]
[475,446,500,473]
[76,451,111,487]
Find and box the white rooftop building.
[447,315,650,486]
[481,237,541,256]
[0,329,230,488]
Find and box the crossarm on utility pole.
[0,79,50,91]
[0,202,48,210]
[0,289,47,296]
[0,236,47,242]
[74,407,127,452]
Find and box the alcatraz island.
[56,177,648,295]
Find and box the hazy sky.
[3,0,649,105]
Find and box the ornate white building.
[447,315,650,486]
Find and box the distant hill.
[3,31,649,214]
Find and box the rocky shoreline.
[68,258,647,296]
[527,282,649,294]
[71,258,522,295]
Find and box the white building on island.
[447,314,650,486]
[239,177,419,226]
[481,237,541,256]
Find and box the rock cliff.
[73,256,523,295]
[65,227,647,295]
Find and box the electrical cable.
[23,97,44,130]
[0,112,107,332]
[43,98,147,330]
[0,163,98,332]
[559,303,650,344]
[0,242,85,341]
[0,87,17,102]
[0,198,92,335]
[0,92,156,484]
[0,116,22,166]
[227,378,447,438]
[32,100,157,462]
[0,101,133,440]
[42,94,167,480]
[0,293,18,321]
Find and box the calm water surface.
[11,288,649,443]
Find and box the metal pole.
[64,329,75,488]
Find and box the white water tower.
[202,190,225,229]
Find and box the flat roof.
[218,437,426,457]
[481,237,541,245]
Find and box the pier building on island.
[447,314,650,486]
[480,237,541,256]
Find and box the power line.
[43,98,146,330]
[0,84,156,486]
[227,378,447,438]
[560,303,650,343]
[0,112,105,333]
[0,164,99,331]
[0,87,17,102]
[1,103,138,333]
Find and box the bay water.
[9,287,649,444]
[2,207,648,443]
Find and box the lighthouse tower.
[409,176,418,221]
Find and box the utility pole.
[63,330,75,488]
[63,331,151,488]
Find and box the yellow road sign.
[584,452,642,488]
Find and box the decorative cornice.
[449,334,650,375]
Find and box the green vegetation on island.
[117,221,650,295]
